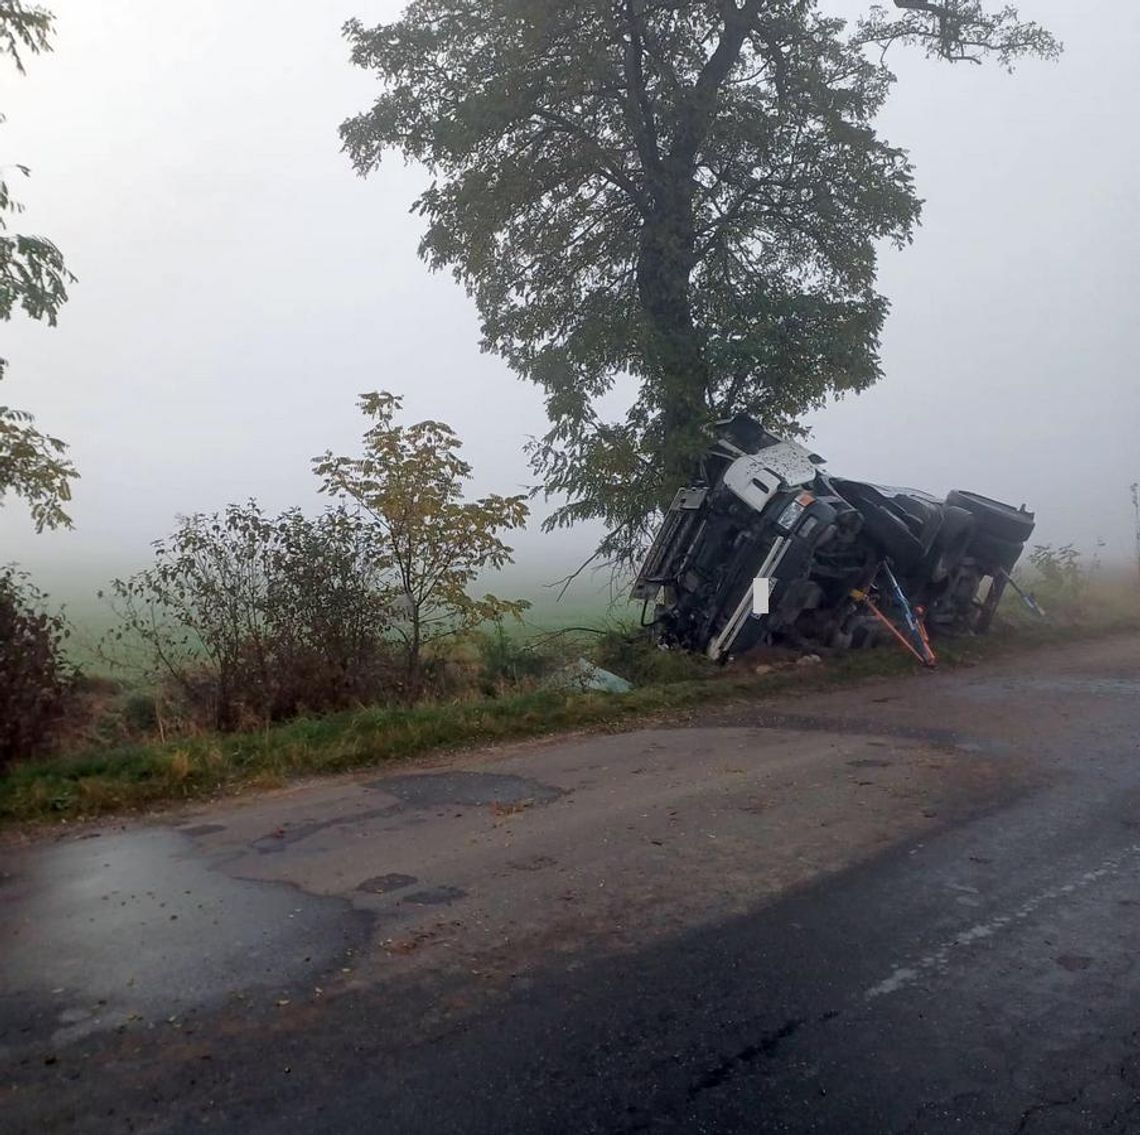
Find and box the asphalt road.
[3,635,1140,1133]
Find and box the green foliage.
[342,0,1058,561]
[0,565,76,769]
[0,401,76,531]
[122,690,159,734]
[1027,543,1088,617]
[314,391,530,698]
[0,174,71,330]
[1,3,78,530]
[0,672,743,822]
[103,502,398,730]
[92,397,532,728]
[857,2,1059,68]
[474,621,565,694]
[590,621,713,686]
[0,3,53,73]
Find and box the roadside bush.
[590,621,714,686]
[474,622,565,695]
[122,690,159,733]
[103,502,398,731]
[1026,543,1088,619]
[0,567,76,769]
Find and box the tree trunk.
[404,613,422,705]
[636,184,709,507]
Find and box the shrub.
[103,502,398,730]
[475,622,564,695]
[1026,543,1088,618]
[590,621,714,686]
[122,691,158,733]
[0,567,76,769]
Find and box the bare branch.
[545,549,605,602]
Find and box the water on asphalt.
[1,828,368,1048]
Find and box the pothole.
[365,771,564,808]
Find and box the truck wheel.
[856,506,927,569]
[926,506,975,583]
[969,531,1026,574]
[946,490,1035,543]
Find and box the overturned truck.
[632,416,1035,662]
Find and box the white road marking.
[864,843,1140,1001]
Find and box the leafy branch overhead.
[0,403,74,532]
[863,1,1059,67]
[0,2,78,530]
[0,2,52,72]
[343,0,1058,562]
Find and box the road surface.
[3,635,1140,1133]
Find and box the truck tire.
[926,506,975,583]
[969,530,1026,574]
[831,481,927,568]
[946,490,1035,544]
[858,506,927,569]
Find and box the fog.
[2,0,1137,605]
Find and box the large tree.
[1,2,76,532]
[342,1,1058,562]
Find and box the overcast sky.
[2,0,1137,601]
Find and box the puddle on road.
[0,828,368,1049]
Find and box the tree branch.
[622,0,664,178]
[530,108,648,210]
[669,0,763,174]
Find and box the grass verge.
[4,607,1139,827]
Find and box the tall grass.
[0,681,742,823]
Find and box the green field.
[47,572,629,673]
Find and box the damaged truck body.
[632,416,1035,662]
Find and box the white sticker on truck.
[753,576,772,616]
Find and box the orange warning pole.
[850,588,933,668]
